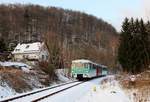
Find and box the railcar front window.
[73,62,84,68]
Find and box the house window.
[46,56,48,60]
[15,49,20,51]
[42,55,45,60]
[26,45,30,49]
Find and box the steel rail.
[32,82,84,102]
[0,81,78,102]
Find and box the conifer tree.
[118,18,131,72]
[118,18,150,73]
[138,19,150,71]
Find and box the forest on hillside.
[0,4,119,68]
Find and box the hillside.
[0,4,119,68]
[0,66,70,99]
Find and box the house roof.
[12,42,43,54]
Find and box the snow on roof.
[12,42,42,54]
[0,61,31,68]
[0,61,31,72]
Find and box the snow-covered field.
[40,76,130,102]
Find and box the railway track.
[0,81,83,102]
[32,82,83,102]
[0,76,103,102]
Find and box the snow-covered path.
[40,76,130,102]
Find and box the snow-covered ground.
[0,81,17,99]
[40,76,130,102]
[0,61,31,72]
[55,69,71,82]
[12,82,80,102]
[0,68,133,102]
[0,75,130,102]
[0,68,71,100]
[123,84,150,102]
[0,73,43,100]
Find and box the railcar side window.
[87,63,90,68]
[93,65,95,69]
[90,64,93,69]
[84,63,88,68]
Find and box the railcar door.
[96,66,99,76]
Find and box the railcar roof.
[72,59,107,67]
[72,59,92,63]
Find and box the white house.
[12,42,49,61]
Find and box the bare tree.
[46,31,64,76]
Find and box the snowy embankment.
[0,70,43,100]
[55,69,71,82]
[0,79,17,99]
[40,76,130,102]
[0,61,31,73]
[119,71,150,102]
[0,61,40,100]
[0,61,31,99]
[0,63,72,100]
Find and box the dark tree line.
[118,18,150,74]
[0,4,119,68]
[0,38,7,52]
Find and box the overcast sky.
[0,0,150,32]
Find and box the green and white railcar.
[71,59,108,79]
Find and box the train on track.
[71,59,108,80]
